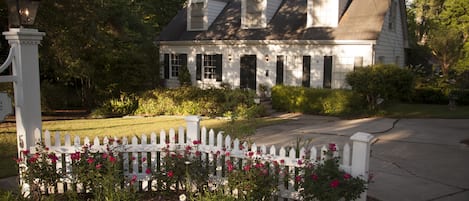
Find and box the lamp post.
[0,0,44,194]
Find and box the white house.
[157,0,409,91]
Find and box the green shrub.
[91,93,138,117]
[178,64,192,86]
[135,87,264,118]
[346,64,415,110]
[271,85,365,116]
[410,88,448,104]
[41,82,83,110]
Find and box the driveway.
[250,113,469,201]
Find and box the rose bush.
[298,144,367,201]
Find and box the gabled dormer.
[187,0,227,31]
[241,0,266,29]
[306,0,349,28]
[241,0,282,29]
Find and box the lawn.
[0,116,285,179]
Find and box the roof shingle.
[158,0,392,42]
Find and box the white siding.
[266,0,282,23]
[207,0,227,27]
[374,0,406,67]
[160,42,374,91]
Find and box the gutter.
[158,39,377,46]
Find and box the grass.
[379,103,469,119]
[0,116,286,179]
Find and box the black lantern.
[6,0,40,28]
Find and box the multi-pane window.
[243,0,265,28]
[190,2,205,30]
[333,57,354,89]
[171,54,182,77]
[203,55,217,79]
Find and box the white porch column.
[3,28,45,151]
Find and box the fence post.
[185,115,201,143]
[350,132,374,201]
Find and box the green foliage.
[91,93,139,117]
[150,141,208,196]
[271,85,365,115]
[178,65,192,86]
[226,158,278,201]
[17,144,63,200]
[346,64,415,110]
[299,144,366,201]
[18,0,186,109]
[410,88,448,104]
[408,0,469,77]
[135,87,265,118]
[40,82,83,110]
[68,141,136,201]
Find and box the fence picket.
[44,130,51,147]
[55,132,61,146]
[320,145,327,161]
[217,132,223,149]
[73,136,80,147]
[84,137,90,147]
[178,127,185,144]
[225,135,231,151]
[270,145,276,156]
[261,145,267,155]
[310,146,317,163]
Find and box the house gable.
[306,0,350,28]
[187,0,228,31]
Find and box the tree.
[408,0,469,77]
[426,24,464,75]
[0,0,186,109]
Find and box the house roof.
[158,0,399,42]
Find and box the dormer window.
[188,0,207,31]
[242,0,266,29]
[307,0,340,28]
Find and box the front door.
[240,55,257,90]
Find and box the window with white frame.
[242,0,266,28]
[171,54,182,78]
[203,55,217,79]
[333,57,354,88]
[189,1,205,30]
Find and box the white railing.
[28,116,373,201]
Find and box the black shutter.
[215,54,223,82]
[276,56,284,85]
[323,56,333,89]
[196,54,202,80]
[302,56,311,87]
[180,54,188,66]
[164,54,170,79]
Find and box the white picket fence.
[28,116,373,201]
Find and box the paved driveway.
[251,114,469,201]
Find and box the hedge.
[271,85,366,116]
